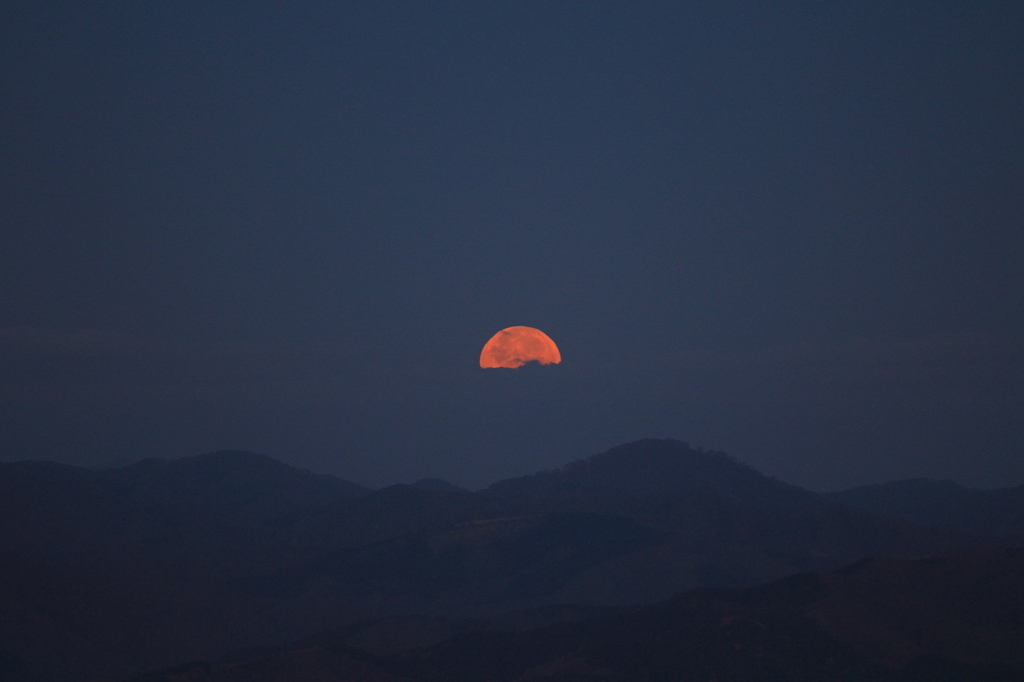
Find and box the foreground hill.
[0,452,370,682]
[118,547,1024,682]
[826,478,1024,537]
[0,440,1015,682]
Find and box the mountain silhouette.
[97,450,369,519]
[1,440,1019,682]
[114,547,1024,682]
[484,438,817,508]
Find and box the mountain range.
[1,439,1021,681]
[127,547,1024,682]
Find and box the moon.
[480,326,561,369]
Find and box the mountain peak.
[486,438,817,508]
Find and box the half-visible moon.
[480,326,561,369]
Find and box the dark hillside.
[242,484,996,612]
[0,453,373,682]
[118,547,1024,682]
[485,439,817,509]
[0,453,369,562]
[0,441,1015,682]
[94,451,369,521]
[413,479,470,494]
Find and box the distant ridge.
[826,478,1024,537]
[485,438,817,509]
[103,450,370,514]
[5,450,369,523]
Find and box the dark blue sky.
[2,1,1022,490]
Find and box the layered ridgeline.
[120,547,1024,682]
[1,439,1020,682]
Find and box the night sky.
[2,1,1022,491]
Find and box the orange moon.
[480,326,561,369]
